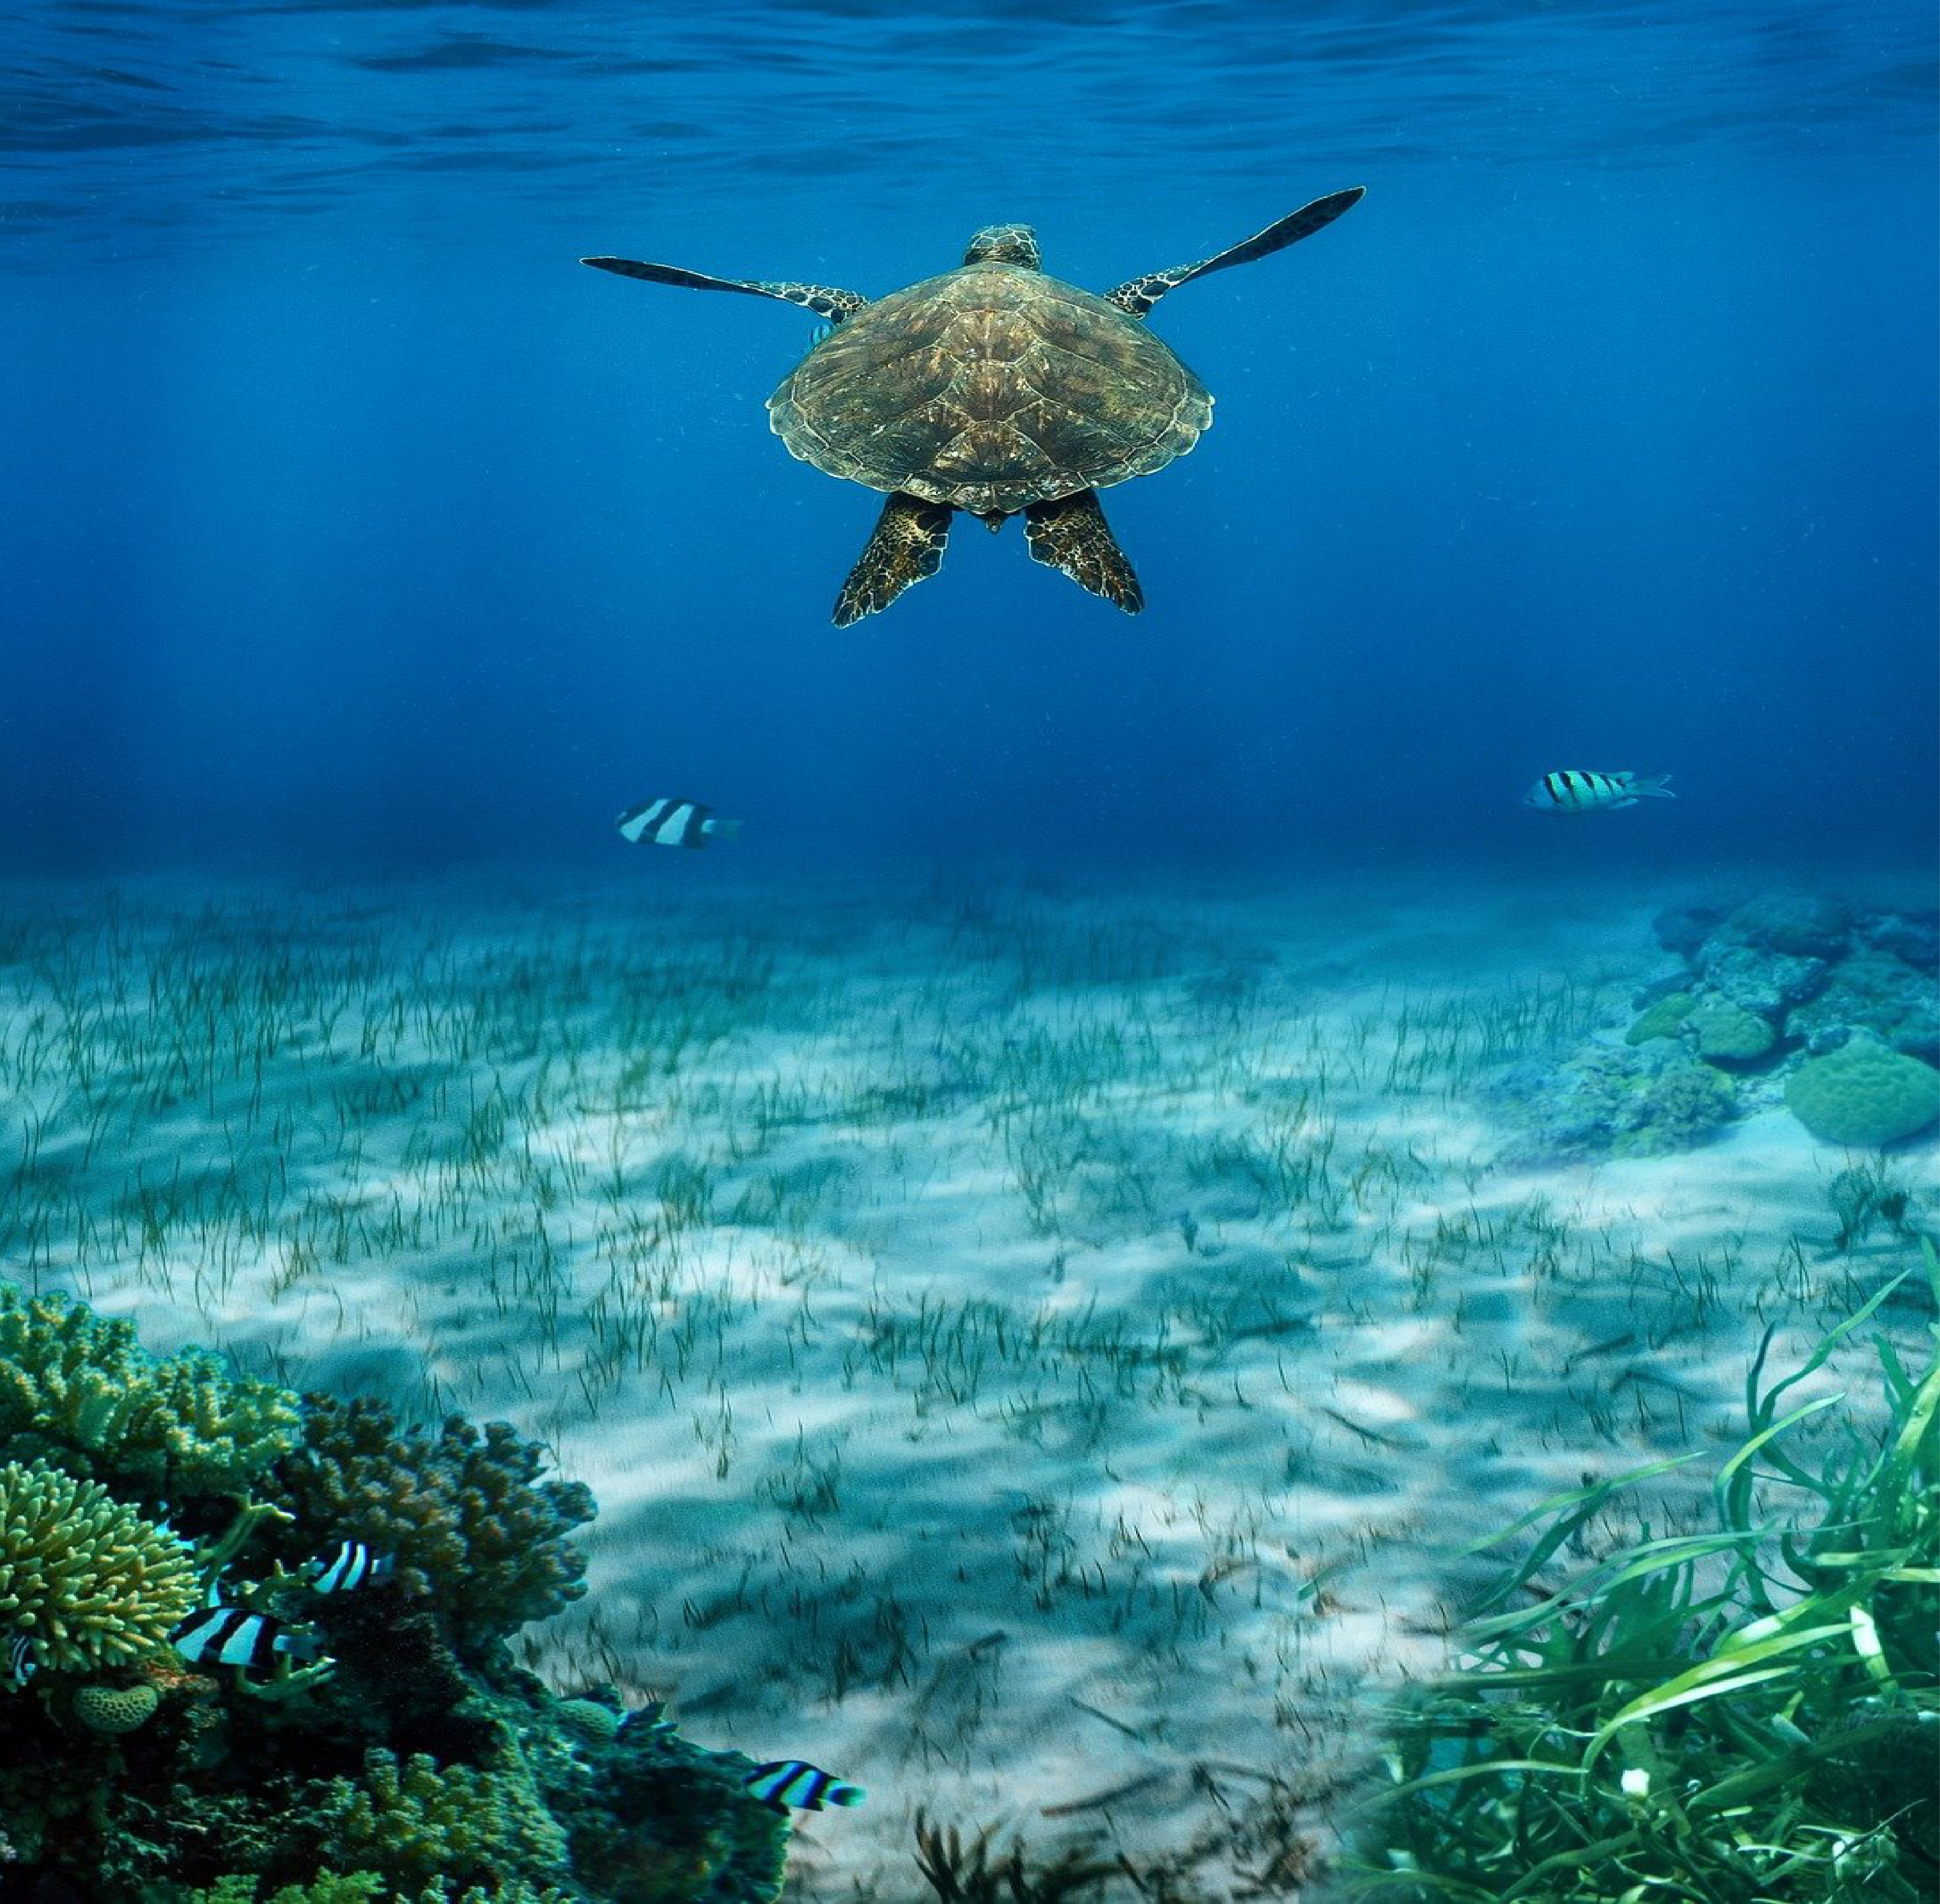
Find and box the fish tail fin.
[1622,773,1676,800]
[702,817,743,841]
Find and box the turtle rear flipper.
[581,257,867,324]
[833,494,953,626]
[1025,491,1143,614]
[1105,187,1365,318]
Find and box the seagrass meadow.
[1,871,1933,1897]
[3,0,1936,1895]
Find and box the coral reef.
[312,1748,571,1893]
[1496,894,1939,1160]
[1485,1043,1736,1166]
[0,1286,300,1499]
[0,1458,198,1671]
[1687,997,1775,1063]
[1785,1036,1940,1149]
[1623,989,1693,1045]
[0,1282,791,1903]
[269,1395,596,1658]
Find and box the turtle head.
[963,225,1040,269]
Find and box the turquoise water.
[0,3,1935,1899]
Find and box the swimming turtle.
[583,188,1363,625]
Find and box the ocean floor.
[2,868,1933,1898]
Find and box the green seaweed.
[1345,1252,1940,1900]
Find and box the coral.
[1786,1037,1940,1148]
[188,1879,387,1904]
[272,1396,595,1653]
[0,1290,148,1475]
[1688,998,1775,1064]
[0,1459,197,1672]
[562,1726,790,1904]
[1487,1044,1736,1164]
[1786,950,1940,1063]
[72,1681,161,1733]
[1713,894,1851,960]
[556,1696,622,1744]
[1694,941,1828,1019]
[1623,990,1693,1045]
[0,1285,300,1499]
[310,1748,571,1895]
[1860,909,1940,970]
[0,1289,790,1904]
[135,1350,303,1499]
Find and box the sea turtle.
[583,188,1363,625]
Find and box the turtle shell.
[767,262,1213,518]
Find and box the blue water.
[2,0,1934,882]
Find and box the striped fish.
[309,1541,395,1594]
[6,1634,35,1688]
[1524,769,1674,815]
[616,796,743,849]
[172,1607,321,1671]
[744,1758,867,1812]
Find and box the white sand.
[0,869,1931,1899]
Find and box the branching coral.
[0,1289,147,1474]
[0,1284,300,1499]
[310,1748,570,1895]
[133,1349,303,1498]
[273,1396,595,1651]
[0,1459,198,1671]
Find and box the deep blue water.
[2,0,1934,884]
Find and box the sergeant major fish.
[744,1759,866,1812]
[172,1607,321,1671]
[616,796,743,849]
[309,1540,395,1594]
[1524,770,1674,815]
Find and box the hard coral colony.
[0,1284,790,1902]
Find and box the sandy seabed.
[2,867,1932,1899]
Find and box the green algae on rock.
[1786,1038,1940,1148]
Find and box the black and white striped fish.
[744,1759,867,1812]
[309,1541,395,1594]
[6,1634,35,1688]
[172,1607,321,1671]
[616,796,743,849]
[1523,769,1674,815]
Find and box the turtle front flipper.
[1104,187,1365,318]
[581,257,867,325]
[1025,491,1143,614]
[833,493,953,626]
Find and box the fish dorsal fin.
[581,257,867,325]
[1104,187,1365,318]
